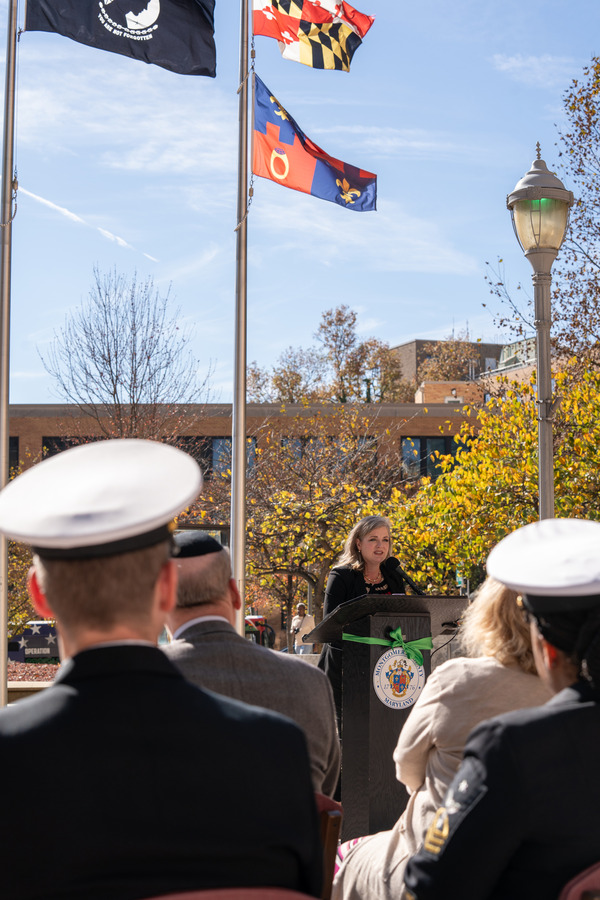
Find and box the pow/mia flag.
[25,0,216,77]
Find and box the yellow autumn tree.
[7,458,37,638]
[244,405,407,644]
[8,541,34,638]
[390,365,600,593]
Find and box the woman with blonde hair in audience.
[332,576,552,900]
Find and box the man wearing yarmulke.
[0,439,322,900]
[404,518,600,900]
[164,529,340,796]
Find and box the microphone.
[382,556,425,595]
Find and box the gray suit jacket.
[163,619,340,796]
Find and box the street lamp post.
[507,146,573,520]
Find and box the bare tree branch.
[39,267,213,440]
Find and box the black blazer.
[319,561,407,725]
[322,561,407,618]
[0,644,322,900]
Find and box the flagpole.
[0,0,18,707]
[231,0,249,635]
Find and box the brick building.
[9,399,474,486]
[391,338,502,383]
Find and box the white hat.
[0,439,202,559]
[487,518,600,613]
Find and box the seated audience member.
[0,440,322,900]
[405,518,600,900]
[163,530,340,796]
[332,576,550,900]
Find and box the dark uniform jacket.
[0,644,322,900]
[404,680,600,900]
[318,562,407,727]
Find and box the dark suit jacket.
[0,644,322,900]
[163,619,340,796]
[405,680,600,900]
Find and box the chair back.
[559,861,600,900]
[314,792,343,900]
[143,794,343,900]
[143,890,317,899]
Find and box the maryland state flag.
[25,0,216,77]
[252,74,376,211]
[253,0,374,72]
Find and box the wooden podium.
[308,594,467,839]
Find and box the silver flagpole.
[0,0,18,706]
[231,0,249,635]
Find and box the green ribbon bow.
[342,626,433,667]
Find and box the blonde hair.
[459,576,537,675]
[337,516,392,571]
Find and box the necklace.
[363,570,382,585]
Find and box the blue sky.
[1,0,599,403]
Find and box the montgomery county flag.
[25,0,216,77]
[253,0,374,72]
[252,74,376,211]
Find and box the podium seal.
[373,646,425,710]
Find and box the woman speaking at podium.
[318,515,407,731]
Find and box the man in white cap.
[404,518,600,900]
[0,440,322,900]
[163,530,340,796]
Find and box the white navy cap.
[487,518,600,614]
[0,439,202,559]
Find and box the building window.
[9,436,18,473]
[401,437,422,479]
[281,437,304,460]
[211,437,256,477]
[42,436,96,458]
[401,436,463,480]
[281,434,377,461]
[175,437,257,478]
[175,437,212,472]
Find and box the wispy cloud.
[19,187,157,259]
[251,190,477,277]
[16,45,237,178]
[308,125,476,162]
[160,244,222,283]
[492,54,577,89]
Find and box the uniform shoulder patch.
[421,756,488,857]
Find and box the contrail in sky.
[19,187,159,262]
